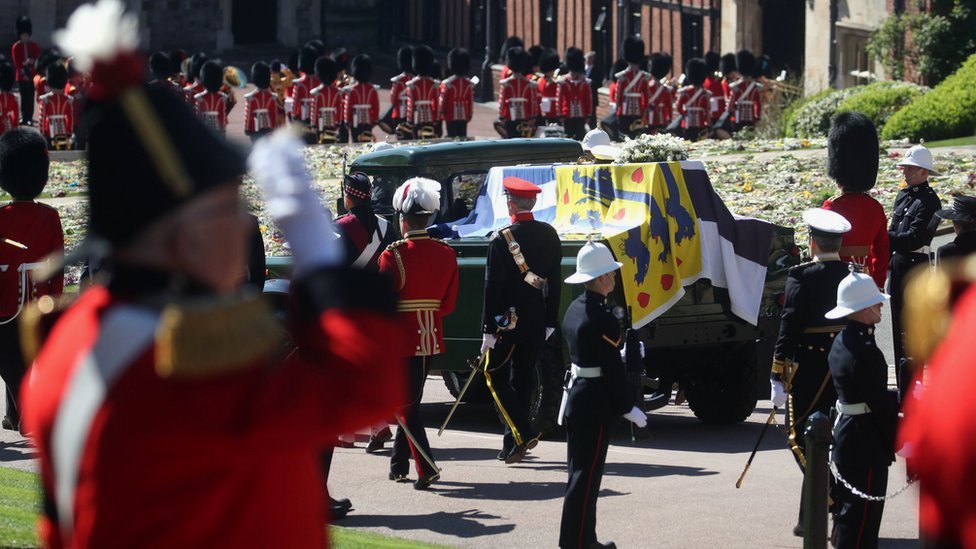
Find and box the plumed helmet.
[15,16,32,36]
[200,60,223,93]
[393,177,441,215]
[735,49,756,78]
[500,36,524,61]
[412,45,434,78]
[684,57,707,86]
[704,51,720,73]
[539,48,560,73]
[528,45,544,69]
[0,127,49,201]
[149,51,171,80]
[506,46,524,71]
[448,47,470,76]
[251,61,271,89]
[0,62,14,92]
[397,46,414,73]
[46,62,68,90]
[314,56,338,85]
[609,58,628,81]
[623,36,645,65]
[650,53,672,80]
[827,111,879,192]
[299,45,319,76]
[188,52,209,82]
[564,47,585,73]
[720,53,737,76]
[351,54,372,82]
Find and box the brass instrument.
[395,121,414,138]
[628,118,649,134]
[516,119,536,138]
[416,125,437,139]
[51,135,72,151]
[318,127,341,145]
[356,129,376,143]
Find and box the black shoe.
[1,417,15,431]
[497,446,512,461]
[504,443,528,464]
[366,427,392,453]
[793,523,804,537]
[330,497,352,510]
[388,472,410,483]
[589,541,616,549]
[330,503,349,520]
[414,471,440,491]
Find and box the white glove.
[621,340,646,360]
[481,333,497,354]
[622,406,648,429]
[770,380,788,408]
[248,130,344,275]
[545,327,555,340]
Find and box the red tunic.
[0,201,64,317]
[290,74,315,123]
[822,192,890,288]
[557,75,592,120]
[704,75,726,123]
[342,80,380,127]
[607,80,618,113]
[242,89,278,134]
[537,75,559,119]
[389,73,411,120]
[613,67,650,117]
[645,78,674,127]
[674,85,712,129]
[38,92,74,139]
[11,40,40,82]
[406,76,440,125]
[310,84,343,132]
[378,231,459,356]
[725,77,763,124]
[498,74,539,121]
[438,75,473,122]
[0,92,19,133]
[22,272,406,548]
[182,82,204,106]
[194,91,230,133]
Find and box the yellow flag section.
[553,162,703,328]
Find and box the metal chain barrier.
[828,455,916,502]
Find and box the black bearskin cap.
[685,58,707,86]
[500,36,524,61]
[539,49,560,73]
[314,56,338,84]
[827,111,879,192]
[351,54,372,82]
[251,61,271,89]
[0,62,13,92]
[705,52,720,73]
[623,36,645,65]
[528,45,544,69]
[188,52,209,82]
[149,51,171,80]
[45,62,67,90]
[610,58,628,81]
[519,50,534,76]
[397,46,414,73]
[169,49,187,76]
[15,16,31,36]
[412,45,434,78]
[564,47,585,73]
[506,46,524,71]
[299,46,320,76]
[304,39,326,56]
[200,60,223,93]
[334,49,350,72]
[720,53,737,76]
[735,50,756,78]
[448,48,470,76]
[0,127,49,201]
[287,51,299,72]
[431,59,443,79]
[650,53,672,80]
[35,49,60,76]
[269,60,282,72]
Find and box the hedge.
[881,52,976,142]
[786,87,861,138]
[835,81,929,132]
[782,88,833,137]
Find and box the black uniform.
[828,321,898,549]
[888,182,941,399]
[559,290,634,549]
[483,214,562,454]
[936,231,976,263]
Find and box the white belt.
[909,246,931,254]
[836,401,871,415]
[571,364,602,379]
[559,364,602,426]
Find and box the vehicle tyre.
[441,370,491,403]
[684,341,758,425]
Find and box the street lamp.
[478,0,496,103]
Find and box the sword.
[438,354,485,436]
[735,407,779,489]
[0,235,27,250]
[395,414,440,474]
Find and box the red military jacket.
[613,66,650,117]
[390,72,412,120]
[439,75,473,122]
[645,78,674,128]
[22,268,406,549]
[725,77,763,124]
[342,80,379,127]
[0,92,19,133]
[537,75,559,119]
[379,231,459,356]
[290,74,315,123]
[406,76,440,125]
[11,40,40,82]
[182,82,204,106]
[498,74,539,122]
[0,201,64,317]
[194,90,230,133]
[822,192,890,288]
[674,85,712,129]
[243,88,278,134]
[704,75,726,123]
[310,83,343,131]
[38,92,74,138]
[557,74,592,119]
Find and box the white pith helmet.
[565,239,624,284]
[825,270,890,319]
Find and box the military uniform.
[673,85,711,138]
[557,73,592,141]
[439,75,473,137]
[498,73,539,139]
[935,196,976,264]
[289,72,316,126]
[612,66,650,139]
[405,75,440,139]
[342,80,379,143]
[335,199,392,271]
[193,90,231,135]
[0,90,18,134]
[386,72,411,136]
[645,77,673,130]
[243,88,278,140]
[537,74,560,125]
[310,83,344,145]
[38,90,74,148]
[725,77,763,129]
[11,23,39,125]
[822,193,890,289]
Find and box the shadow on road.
[877,538,918,548]
[340,508,516,537]
[521,459,717,479]
[0,440,35,465]
[433,480,565,501]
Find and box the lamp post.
[478,0,497,103]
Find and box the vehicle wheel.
[441,370,491,404]
[684,341,758,425]
[527,336,567,437]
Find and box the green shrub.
[835,81,929,132]
[788,87,862,138]
[781,88,833,137]
[881,52,976,142]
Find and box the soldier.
[558,240,646,549]
[379,46,413,138]
[822,112,889,289]
[703,52,725,125]
[439,47,474,138]
[645,53,674,132]
[722,49,763,133]
[342,54,379,143]
[268,60,291,128]
[825,271,898,549]
[181,52,208,105]
[193,60,233,136]
[289,45,320,128]
[481,177,562,463]
[719,53,738,97]
[537,49,560,126]
[498,36,525,81]
[243,62,277,142]
[935,196,976,263]
[557,47,592,141]
[0,62,19,134]
[11,16,39,126]
[613,36,650,140]
[379,177,459,490]
[584,51,602,130]
[168,49,188,87]
[310,56,343,145]
[599,58,628,141]
[405,45,440,140]
[889,144,942,402]
[770,208,852,537]
[496,48,538,139]
[336,172,394,270]
[148,51,181,96]
[673,58,711,141]
[38,62,73,150]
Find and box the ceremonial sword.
[438,352,485,436]
[735,406,779,489]
[395,414,440,474]
[0,235,27,250]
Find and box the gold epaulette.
[19,294,76,363]
[904,256,976,362]
[431,237,452,247]
[386,238,407,251]
[770,357,787,375]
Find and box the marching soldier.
[673,58,711,141]
[379,177,459,490]
[722,50,763,133]
[770,208,852,537]
[37,62,74,150]
[496,48,538,139]
[169,49,188,87]
[537,49,560,126]
[342,54,379,143]
[181,52,208,105]
[481,178,562,463]
[599,58,629,141]
[379,46,413,138]
[557,47,592,141]
[243,62,277,142]
[613,36,650,140]
[559,240,646,549]
[289,45,320,128]
[703,52,724,125]
[148,51,181,96]
[935,195,976,263]
[193,60,233,136]
[0,62,18,134]
[498,36,525,81]
[439,48,474,138]
[719,53,738,98]
[645,53,674,132]
[11,16,39,126]
[310,56,344,145]
[269,60,291,128]
[889,144,942,402]
[404,45,440,140]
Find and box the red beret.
[503,176,542,198]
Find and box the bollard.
[802,411,832,549]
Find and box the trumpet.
[223,66,247,89]
[356,129,376,143]
[318,127,341,144]
[516,120,536,138]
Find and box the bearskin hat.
[169,49,187,76]
[564,47,585,74]
[431,59,443,79]
[35,49,60,77]
[286,51,299,73]
[200,60,223,93]
[46,62,68,90]
[827,111,879,192]
[500,36,524,61]
[351,54,372,82]
[0,62,15,92]
[505,46,524,72]
[15,16,32,36]
[528,45,544,70]
[705,51,720,74]
[149,51,171,81]
[299,46,319,76]
[0,128,48,200]
[623,36,645,65]
[539,49,560,73]
[412,45,434,78]
[448,48,470,76]
[334,48,350,73]
[519,49,534,76]
[397,46,414,73]
[650,53,672,80]
[188,52,209,82]
[735,50,756,79]
[610,58,628,81]
[314,56,338,85]
[304,39,326,57]
[251,61,271,89]
[685,58,707,86]
[720,53,737,76]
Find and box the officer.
[559,240,646,549]
[935,195,976,263]
[889,144,942,402]
[770,208,852,537]
[481,177,562,463]
[825,271,898,549]
[613,36,650,140]
[379,177,459,490]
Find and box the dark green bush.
[881,52,976,141]
[787,87,861,138]
[835,81,929,132]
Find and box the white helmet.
[565,240,623,284]
[825,270,889,319]
[897,145,941,176]
[581,129,621,161]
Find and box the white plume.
[393,177,441,214]
[53,0,139,73]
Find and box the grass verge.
[331,526,451,548]
[925,135,976,148]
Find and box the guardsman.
[342,54,379,143]
[38,62,74,150]
[770,208,852,537]
[310,56,344,145]
[481,177,562,463]
[557,47,592,141]
[599,58,629,141]
[243,62,277,142]
[719,53,738,99]
[0,128,63,433]
[404,45,440,140]
[613,36,650,140]
[496,48,538,139]
[336,172,394,270]
[379,177,459,490]
[148,51,181,96]
[289,45,320,128]
[825,271,898,549]
[379,46,413,138]
[722,49,763,133]
[0,62,20,134]
[269,60,291,128]
[22,3,405,544]
[181,52,208,105]
[194,60,233,136]
[821,112,889,288]
[169,49,188,87]
[559,240,646,549]
[498,36,525,81]
[439,48,473,138]
[645,53,674,132]
[537,49,560,126]
[11,16,39,126]
[935,196,976,263]
[889,144,942,402]
[703,52,725,125]
[673,58,711,141]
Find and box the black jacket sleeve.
[544,226,562,328]
[889,192,941,252]
[482,236,511,333]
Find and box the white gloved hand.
[248,130,344,275]
[481,333,497,354]
[622,406,648,428]
[770,380,788,408]
[620,340,646,360]
[545,327,555,340]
